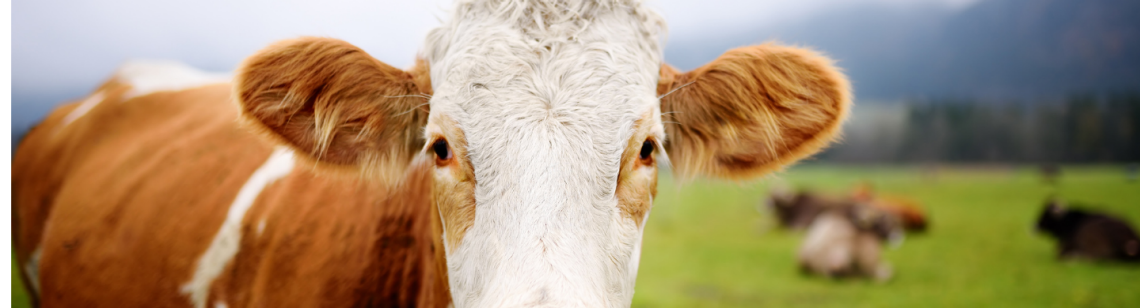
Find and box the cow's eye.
[639,139,655,161]
[432,139,452,161]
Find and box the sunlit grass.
[632,165,1140,307]
[11,166,1139,307]
[13,253,31,308]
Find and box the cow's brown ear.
[235,37,432,177]
[658,44,851,180]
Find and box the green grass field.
[12,165,1140,307]
[632,165,1140,307]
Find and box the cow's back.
[14,68,448,307]
[1070,215,1140,262]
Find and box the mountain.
[664,0,1140,101]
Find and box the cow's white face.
[420,1,665,306]
[235,1,851,307]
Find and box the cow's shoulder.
[204,161,449,308]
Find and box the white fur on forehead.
[424,0,665,61]
[423,0,669,175]
[423,0,665,92]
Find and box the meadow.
[12,165,1140,307]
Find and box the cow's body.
[14,71,448,307]
[1036,199,1140,263]
[766,189,852,230]
[768,185,928,233]
[850,184,928,232]
[797,205,902,282]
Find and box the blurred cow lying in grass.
[765,186,846,230]
[766,186,905,281]
[849,183,928,232]
[797,204,903,282]
[766,184,928,233]
[1036,198,1140,263]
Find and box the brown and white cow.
[850,183,928,232]
[14,0,851,307]
[797,204,904,282]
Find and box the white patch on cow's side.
[114,60,231,100]
[215,301,228,308]
[24,246,43,296]
[799,212,856,274]
[181,147,295,308]
[256,219,266,237]
[59,91,106,128]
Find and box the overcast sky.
[13,0,981,94]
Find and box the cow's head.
[235,1,849,306]
[1035,198,1073,237]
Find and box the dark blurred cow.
[766,186,851,230]
[767,184,928,233]
[797,204,904,281]
[1036,199,1140,262]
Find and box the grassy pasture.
[632,165,1140,307]
[12,165,1140,307]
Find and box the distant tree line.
[818,92,1140,163]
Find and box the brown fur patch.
[428,115,478,250]
[850,183,929,232]
[15,81,451,307]
[615,113,659,226]
[13,78,137,306]
[234,37,432,181]
[210,159,449,308]
[657,44,851,180]
[18,84,272,307]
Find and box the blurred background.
[12,0,1140,307]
